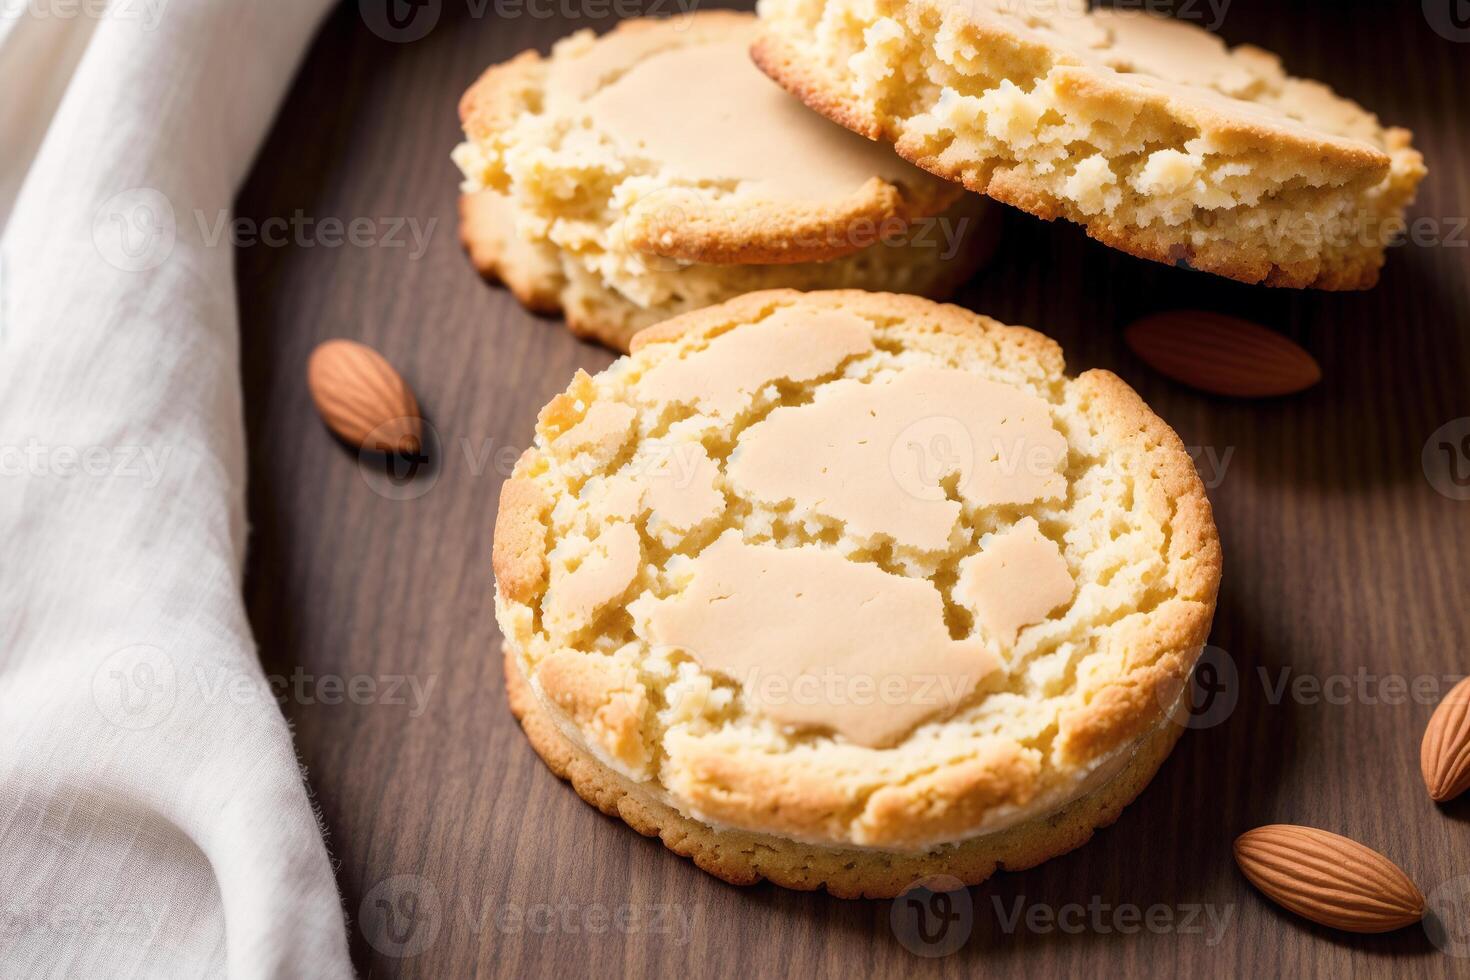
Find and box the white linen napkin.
[0,1,352,976]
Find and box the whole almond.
[1422,676,1470,802]
[1125,311,1321,397]
[307,339,422,454]
[1234,825,1424,933]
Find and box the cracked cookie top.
[493,290,1221,849]
[454,12,960,269]
[752,0,1426,288]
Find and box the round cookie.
[453,13,999,350]
[492,289,1222,895]
[753,0,1426,289]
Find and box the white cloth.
[0,1,351,977]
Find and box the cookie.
[492,289,1222,895]
[454,13,999,350]
[459,188,994,352]
[753,0,1426,289]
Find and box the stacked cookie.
[753,0,1425,288]
[455,13,995,351]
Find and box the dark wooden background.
[236,0,1470,975]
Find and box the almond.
[1124,311,1321,397]
[1234,825,1424,933]
[307,339,422,454]
[1422,676,1470,802]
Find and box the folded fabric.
[0,1,349,976]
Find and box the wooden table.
[235,1,1470,975]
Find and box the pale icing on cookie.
[586,38,921,200]
[543,522,642,636]
[639,307,874,417]
[729,367,1067,551]
[644,530,999,748]
[956,516,1075,647]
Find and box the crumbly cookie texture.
[753,0,1426,289]
[493,290,1221,864]
[460,189,994,353]
[505,643,1186,897]
[454,12,997,349]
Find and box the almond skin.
[1422,676,1470,802]
[307,339,422,454]
[1234,825,1424,933]
[1125,311,1321,397]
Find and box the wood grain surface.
[235,1,1470,975]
